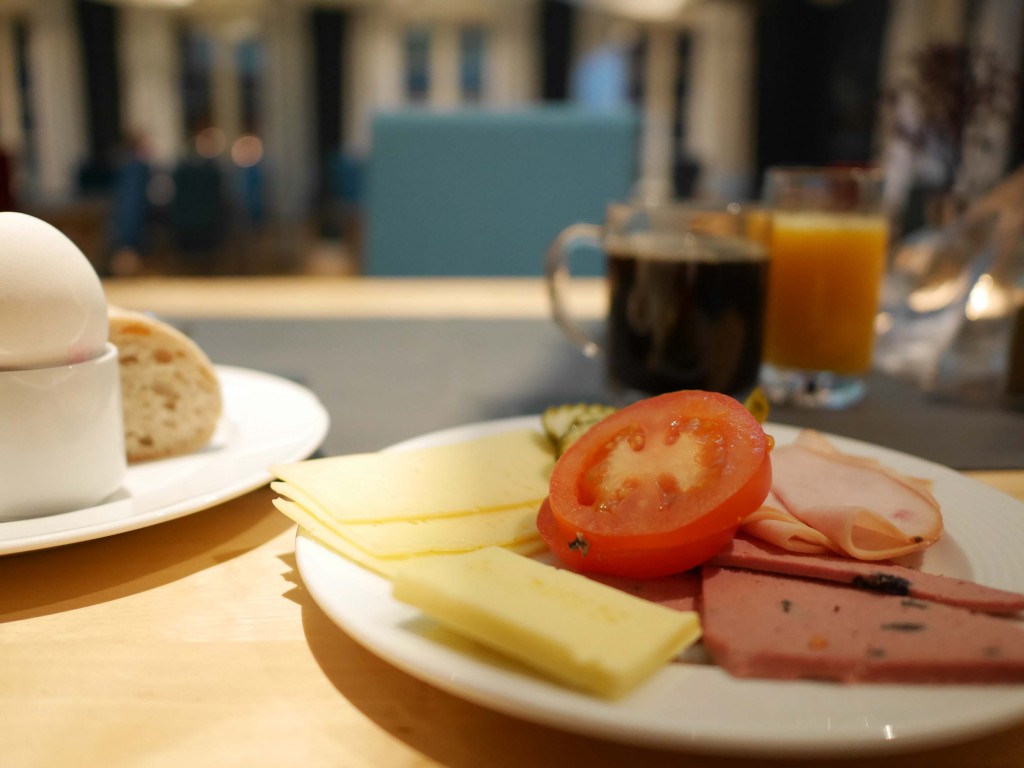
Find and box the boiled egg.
[0,212,108,370]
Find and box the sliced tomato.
[541,390,772,578]
[537,498,739,577]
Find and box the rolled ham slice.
[708,536,1024,615]
[765,430,942,560]
[739,491,840,556]
[701,566,1024,684]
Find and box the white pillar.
[574,5,609,57]
[486,0,538,105]
[429,22,460,108]
[345,7,404,154]
[261,1,314,221]
[684,0,756,201]
[25,0,86,202]
[0,14,23,154]
[635,23,676,201]
[119,6,184,165]
[372,9,406,111]
[343,10,373,154]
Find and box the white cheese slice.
[392,546,702,698]
[273,481,541,557]
[270,429,553,522]
[275,499,544,578]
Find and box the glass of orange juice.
[760,167,888,408]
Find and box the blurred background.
[0,0,1022,278]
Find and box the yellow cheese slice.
[270,428,553,522]
[276,499,545,578]
[392,546,702,698]
[273,481,541,557]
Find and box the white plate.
[0,365,329,555]
[295,416,1024,757]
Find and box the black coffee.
[606,247,768,397]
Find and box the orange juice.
[764,212,887,374]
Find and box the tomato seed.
[628,430,645,451]
[656,473,681,496]
[613,479,638,501]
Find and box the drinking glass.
[546,201,770,402]
[760,167,889,408]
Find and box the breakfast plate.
[0,365,329,555]
[294,416,1024,757]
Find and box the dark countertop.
[177,316,1024,471]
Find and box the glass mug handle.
[544,223,604,360]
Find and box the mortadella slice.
[708,536,1024,615]
[768,430,942,560]
[587,570,702,613]
[701,566,1024,684]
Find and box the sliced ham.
[764,430,943,560]
[739,491,840,555]
[701,566,1024,683]
[708,536,1024,615]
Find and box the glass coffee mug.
[545,201,770,402]
[760,167,888,408]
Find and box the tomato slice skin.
[537,498,743,578]
[542,390,772,578]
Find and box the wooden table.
[4,277,1024,767]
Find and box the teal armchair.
[364,107,638,277]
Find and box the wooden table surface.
[4,277,1024,768]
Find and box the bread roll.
[108,306,222,462]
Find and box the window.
[180,30,214,135]
[460,26,486,102]
[405,25,430,102]
[237,38,263,135]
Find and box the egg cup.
[1,343,126,520]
